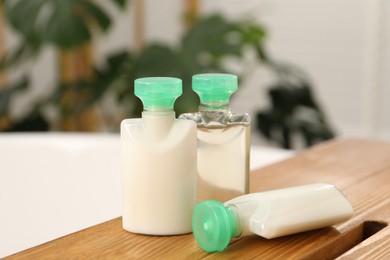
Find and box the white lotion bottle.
[192,183,354,252]
[121,77,197,235]
[179,73,250,202]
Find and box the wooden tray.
[7,138,390,259]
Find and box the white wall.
[202,0,390,143]
[380,0,390,138]
[4,0,390,145]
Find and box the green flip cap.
[135,77,182,111]
[192,200,238,252]
[192,73,238,105]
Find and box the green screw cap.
[192,73,238,105]
[135,77,182,111]
[192,200,238,253]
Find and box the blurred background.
[0,0,389,149]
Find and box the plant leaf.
[132,44,182,77]
[5,0,118,50]
[4,0,46,39]
[239,22,266,45]
[42,1,91,49]
[88,52,132,104]
[110,0,128,9]
[78,1,111,32]
[181,15,243,66]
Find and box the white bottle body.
[225,183,353,239]
[121,111,197,235]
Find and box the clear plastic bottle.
[179,73,250,202]
[121,77,197,235]
[192,183,354,252]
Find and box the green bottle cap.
[192,200,238,252]
[134,77,182,111]
[192,73,238,105]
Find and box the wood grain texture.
[6,138,390,259]
[337,226,390,259]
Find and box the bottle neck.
[142,110,175,141]
[227,205,243,238]
[198,103,232,126]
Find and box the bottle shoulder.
[179,110,250,127]
[229,112,250,125]
[121,118,142,126]
[121,117,195,127]
[121,117,196,143]
[179,112,202,124]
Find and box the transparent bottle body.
[180,106,250,202]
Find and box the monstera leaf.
[1,0,128,70]
[5,0,127,48]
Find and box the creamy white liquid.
[225,183,354,239]
[197,124,250,202]
[121,111,197,235]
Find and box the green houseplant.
[256,62,335,148]
[1,0,128,131]
[0,0,335,148]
